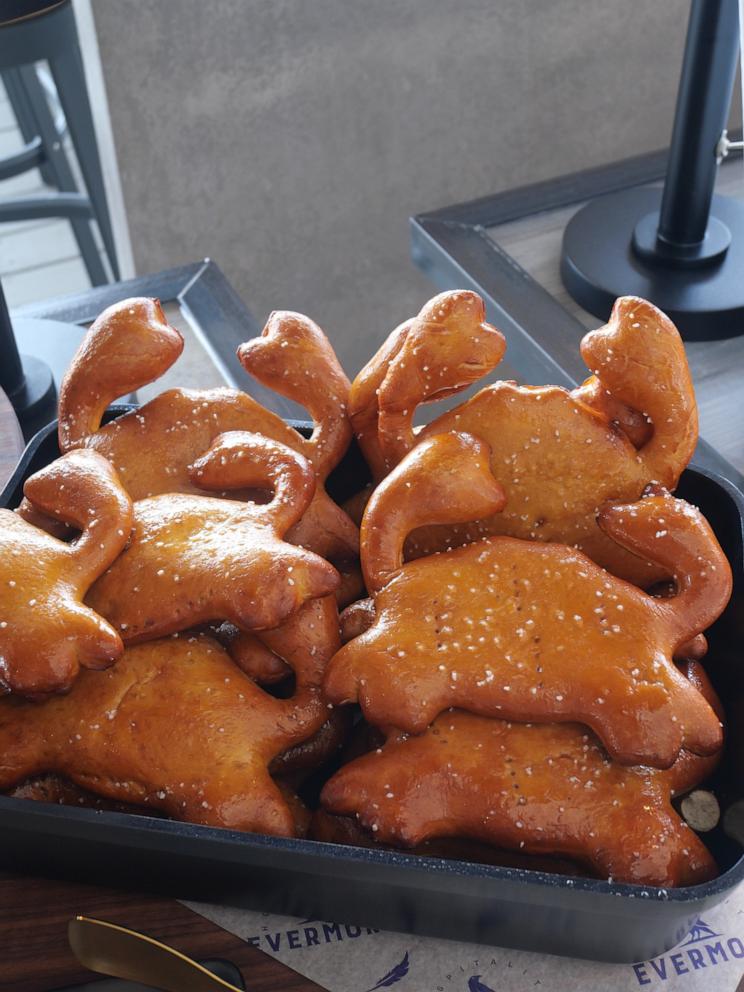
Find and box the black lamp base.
[560,187,744,341]
[7,317,85,439]
[6,353,56,430]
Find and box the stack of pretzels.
[0,290,732,888]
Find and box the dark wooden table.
[0,872,325,990]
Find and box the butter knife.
[68,915,327,992]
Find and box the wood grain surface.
[0,386,23,491]
[0,872,326,992]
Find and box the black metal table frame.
[12,257,305,423]
[410,140,744,491]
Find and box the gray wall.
[93,0,724,373]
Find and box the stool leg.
[48,45,120,280]
[17,63,108,287]
[2,67,55,185]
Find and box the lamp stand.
[560,0,744,340]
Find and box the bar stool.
[0,0,119,285]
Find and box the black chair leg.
[49,44,120,280]
[17,62,108,287]
[2,66,55,186]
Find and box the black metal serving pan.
[2,407,744,964]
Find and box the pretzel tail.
[361,432,506,594]
[376,291,506,469]
[580,297,698,484]
[237,311,352,478]
[22,449,133,583]
[597,488,732,646]
[58,298,183,451]
[188,431,317,533]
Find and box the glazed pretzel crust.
[0,450,132,696]
[325,433,730,767]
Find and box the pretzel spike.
[361,432,505,594]
[580,297,697,484]
[58,298,183,451]
[238,311,352,478]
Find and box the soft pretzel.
[86,432,338,642]
[0,630,329,836]
[0,450,132,696]
[349,290,506,481]
[324,433,730,767]
[352,294,697,587]
[41,299,359,597]
[320,705,717,887]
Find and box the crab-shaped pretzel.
[0,622,334,836]
[87,432,338,642]
[351,292,697,587]
[0,449,132,696]
[320,667,719,887]
[324,433,731,767]
[39,298,359,596]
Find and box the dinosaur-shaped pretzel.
[351,293,697,587]
[0,450,133,696]
[320,692,718,887]
[0,626,332,837]
[39,298,360,600]
[324,433,730,767]
[86,432,338,641]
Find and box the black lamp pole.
[561,0,744,340]
[0,279,57,437]
[0,282,24,395]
